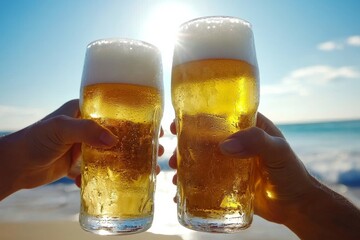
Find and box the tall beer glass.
[171,16,259,233]
[79,39,163,235]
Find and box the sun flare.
[144,3,196,66]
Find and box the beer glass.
[79,39,163,235]
[171,16,259,233]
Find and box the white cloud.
[261,83,308,96]
[317,41,343,51]
[0,105,48,131]
[285,65,360,84]
[347,35,360,46]
[262,65,360,96]
[318,35,360,51]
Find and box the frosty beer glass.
[79,39,163,235]
[171,16,259,233]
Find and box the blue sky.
[1,0,360,131]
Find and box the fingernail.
[99,131,117,146]
[219,138,245,154]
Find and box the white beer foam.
[173,16,258,67]
[81,38,163,90]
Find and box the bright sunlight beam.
[144,2,197,67]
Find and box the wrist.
[0,130,27,200]
[282,178,328,238]
[284,176,360,239]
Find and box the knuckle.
[82,119,100,130]
[270,136,293,161]
[66,99,79,106]
[48,115,71,143]
[47,115,71,131]
[252,127,268,146]
[61,99,79,110]
[274,137,291,152]
[51,115,70,125]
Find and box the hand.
[0,100,114,200]
[0,99,164,200]
[220,113,360,239]
[219,112,315,224]
[169,113,315,224]
[169,113,360,239]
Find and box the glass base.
[178,212,252,233]
[79,213,152,235]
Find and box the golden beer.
[172,17,259,233]
[79,39,163,235]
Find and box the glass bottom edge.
[178,213,252,233]
[79,213,153,235]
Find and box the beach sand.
[0,218,297,240]
[1,172,359,240]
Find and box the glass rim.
[86,37,160,53]
[178,16,252,29]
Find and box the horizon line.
[1,117,360,134]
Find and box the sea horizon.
[1,117,360,134]
[1,118,360,187]
[276,117,360,126]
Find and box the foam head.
[173,16,258,67]
[81,38,163,90]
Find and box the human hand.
[219,113,360,239]
[0,99,116,200]
[0,99,164,200]
[169,113,316,225]
[219,113,316,224]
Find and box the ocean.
[277,120,360,186]
[1,119,359,187]
[157,119,360,187]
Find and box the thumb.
[219,127,290,169]
[37,115,117,147]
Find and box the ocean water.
[157,119,360,187]
[278,120,360,186]
[156,119,360,187]
[1,119,359,187]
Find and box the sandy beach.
[0,219,297,240]
[1,171,360,240]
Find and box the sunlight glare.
[144,3,196,67]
